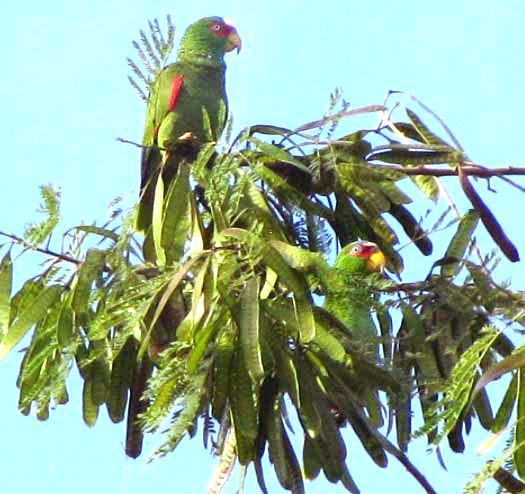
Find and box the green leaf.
[0,252,12,332]
[222,228,316,343]
[0,283,61,360]
[186,302,222,374]
[406,108,454,148]
[71,249,106,326]
[211,326,236,421]
[72,225,119,242]
[249,138,310,173]
[240,277,265,384]
[491,372,517,433]
[269,240,326,273]
[411,174,440,202]
[152,172,166,266]
[161,159,190,264]
[515,367,525,479]
[367,144,456,165]
[472,347,525,400]
[107,336,136,423]
[56,304,74,348]
[145,253,207,352]
[230,348,258,464]
[82,379,99,427]
[441,210,479,278]
[302,434,321,480]
[267,394,292,490]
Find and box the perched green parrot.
[324,241,385,351]
[126,17,240,459]
[269,239,386,346]
[135,16,241,232]
[269,239,387,429]
[322,241,386,427]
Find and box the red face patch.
[346,242,378,258]
[208,20,232,37]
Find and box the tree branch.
[0,231,82,266]
[376,164,525,178]
[493,466,525,493]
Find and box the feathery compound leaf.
[221,228,315,343]
[127,57,149,85]
[0,283,62,360]
[132,40,155,77]
[440,210,479,278]
[23,184,61,245]
[414,326,499,445]
[148,19,163,59]
[151,369,208,458]
[405,108,455,148]
[140,29,160,70]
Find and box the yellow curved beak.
[225,29,242,54]
[367,247,386,274]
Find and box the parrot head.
[178,17,242,64]
[335,241,386,275]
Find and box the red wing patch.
[168,75,184,112]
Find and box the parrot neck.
[178,49,226,69]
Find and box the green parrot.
[324,241,386,351]
[269,239,387,429]
[126,17,240,459]
[322,241,387,428]
[135,16,241,233]
[269,239,386,346]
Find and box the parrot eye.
[210,23,222,32]
[349,245,361,255]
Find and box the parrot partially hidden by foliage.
[126,17,240,459]
[270,239,386,348]
[270,240,387,429]
[324,241,386,352]
[135,16,241,233]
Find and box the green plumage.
[323,241,384,351]
[270,239,385,348]
[136,17,241,233]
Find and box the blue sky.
[2,1,525,493]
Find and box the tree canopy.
[1,17,524,494]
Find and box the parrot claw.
[178,132,194,142]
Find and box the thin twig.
[0,231,81,266]
[294,105,386,132]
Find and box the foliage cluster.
[1,17,525,494]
